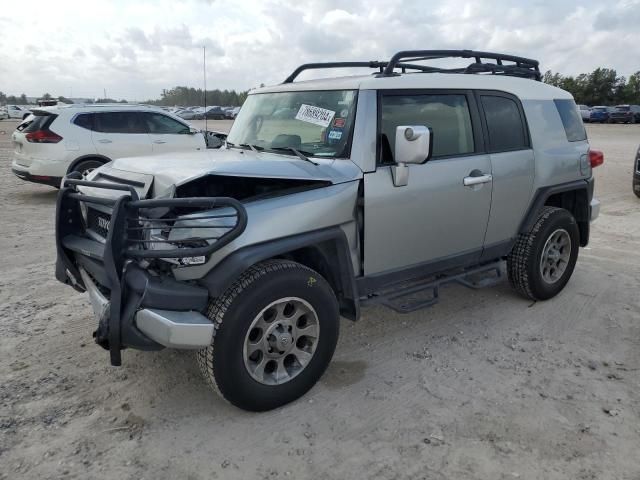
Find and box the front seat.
[271,134,302,149]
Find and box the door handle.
[153,140,167,144]
[97,139,112,144]
[463,173,492,186]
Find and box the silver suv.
[55,50,602,411]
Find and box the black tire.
[507,206,580,301]
[197,259,340,411]
[71,158,104,177]
[634,180,640,199]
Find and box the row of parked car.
[161,105,241,120]
[578,104,640,123]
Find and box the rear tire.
[71,159,104,178]
[197,259,340,411]
[507,207,579,301]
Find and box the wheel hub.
[243,297,320,386]
[540,228,571,284]
[265,322,294,356]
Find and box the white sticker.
[328,130,342,140]
[295,104,335,128]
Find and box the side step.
[362,261,504,314]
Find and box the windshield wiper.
[269,146,319,166]
[226,141,264,153]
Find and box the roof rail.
[381,49,541,80]
[284,49,541,83]
[283,61,443,83]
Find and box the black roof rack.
[283,49,541,83]
[283,61,443,83]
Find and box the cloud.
[0,0,638,100]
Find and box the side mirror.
[188,127,200,135]
[391,125,432,187]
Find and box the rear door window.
[480,95,529,152]
[553,99,587,142]
[93,112,147,134]
[73,113,94,130]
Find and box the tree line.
[146,86,249,107]
[0,86,248,106]
[542,68,640,106]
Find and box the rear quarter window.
[553,99,587,142]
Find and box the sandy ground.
[0,119,639,480]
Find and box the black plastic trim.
[12,168,63,187]
[357,248,483,297]
[519,179,591,233]
[200,227,360,320]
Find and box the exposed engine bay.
[175,174,331,202]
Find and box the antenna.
[203,46,207,132]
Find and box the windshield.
[615,106,630,112]
[227,90,357,158]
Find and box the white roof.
[254,72,572,101]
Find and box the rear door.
[476,92,535,255]
[91,111,152,159]
[142,112,206,153]
[363,90,492,275]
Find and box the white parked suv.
[12,104,206,187]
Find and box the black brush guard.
[55,176,247,365]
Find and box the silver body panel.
[363,155,492,274]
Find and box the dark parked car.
[203,106,226,120]
[634,144,640,198]
[609,105,640,124]
[589,106,610,123]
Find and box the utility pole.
[203,46,208,132]
[103,88,107,101]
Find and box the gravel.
[0,120,639,479]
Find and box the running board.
[362,261,504,314]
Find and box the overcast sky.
[1,0,638,100]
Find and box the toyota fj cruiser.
[55,50,602,411]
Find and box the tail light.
[589,149,604,168]
[25,129,63,144]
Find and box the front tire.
[507,207,579,301]
[197,259,340,411]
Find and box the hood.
[85,149,363,198]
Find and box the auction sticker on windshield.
[295,104,335,128]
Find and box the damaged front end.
[55,174,247,365]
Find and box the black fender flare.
[199,227,361,321]
[66,154,112,175]
[518,178,593,246]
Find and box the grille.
[87,208,112,238]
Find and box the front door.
[363,91,492,275]
[143,112,206,153]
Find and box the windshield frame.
[227,89,359,160]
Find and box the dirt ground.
[0,119,639,480]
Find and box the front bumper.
[55,176,247,365]
[79,268,214,349]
